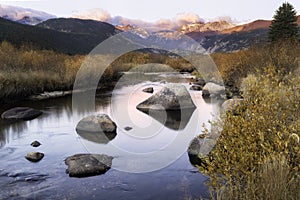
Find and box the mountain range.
[0,4,55,25]
[0,4,299,54]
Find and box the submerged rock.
[25,152,44,162]
[1,107,42,120]
[31,141,41,147]
[65,154,113,177]
[142,87,154,93]
[76,114,117,133]
[7,171,49,182]
[136,84,196,111]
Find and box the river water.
[0,72,220,200]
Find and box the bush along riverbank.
[0,41,84,101]
[0,41,195,102]
[194,65,300,199]
[0,37,298,103]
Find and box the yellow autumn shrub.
[203,66,300,199]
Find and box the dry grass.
[0,41,197,100]
[212,39,300,87]
[0,41,85,99]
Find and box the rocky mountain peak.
[178,20,235,34]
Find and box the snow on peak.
[0,4,56,25]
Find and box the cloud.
[72,9,205,32]
[72,8,111,22]
[209,15,240,24]
[174,13,203,26]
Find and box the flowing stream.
[0,72,221,200]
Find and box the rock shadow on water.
[76,130,117,144]
[138,108,196,130]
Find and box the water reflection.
[0,72,220,199]
[76,130,116,144]
[138,108,196,130]
[0,92,112,148]
[0,120,28,148]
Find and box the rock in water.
[65,154,113,177]
[194,78,206,87]
[136,84,196,111]
[1,107,42,120]
[142,87,154,93]
[25,152,44,162]
[202,82,225,98]
[76,114,117,133]
[188,137,201,157]
[187,137,207,167]
[124,126,133,131]
[31,140,41,147]
[190,85,202,91]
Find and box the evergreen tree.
[269,2,299,42]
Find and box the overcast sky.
[1,0,300,23]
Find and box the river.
[0,72,220,200]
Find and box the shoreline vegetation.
[0,41,195,102]
[203,5,300,199]
[0,36,299,200]
[0,38,298,102]
[203,65,300,199]
[0,2,299,200]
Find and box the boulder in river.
[194,78,206,87]
[136,84,196,111]
[31,140,41,147]
[188,137,206,167]
[142,87,154,93]
[76,114,117,134]
[76,114,117,144]
[25,152,44,162]
[187,136,216,169]
[1,107,42,120]
[202,90,211,99]
[202,82,225,99]
[190,85,202,91]
[65,154,113,177]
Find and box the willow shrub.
[212,39,300,87]
[203,66,300,199]
[0,41,85,99]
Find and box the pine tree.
[269,2,299,42]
